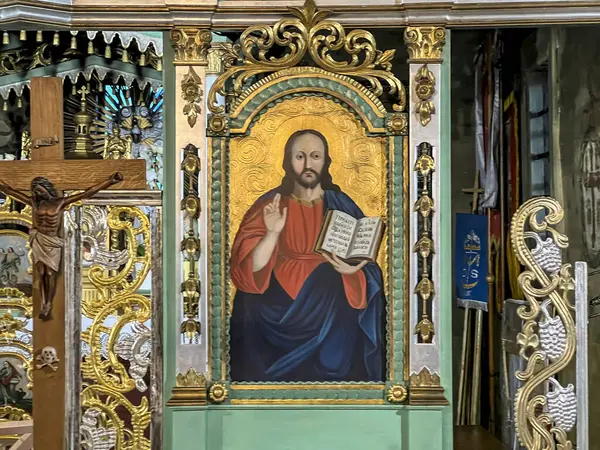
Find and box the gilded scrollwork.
[207,0,406,115]
[170,28,212,65]
[404,27,447,62]
[80,205,152,450]
[510,197,576,450]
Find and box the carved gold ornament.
[414,65,436,127]
[81,206,153,449]
[207,42,237,76]
[386,384,407,404]
[209,382,228,404]
[404,27,447,62]
[167,368,208,406]
[180,143,202,345]
[409,367,448,406]
[170,28,212,65]
[207,114,229,136]
[510,197,576,450]
[207,0,406,114]
[181,67,203,128]
[177,368,207,387]
[414,142,436,343]
[386,113,408,135]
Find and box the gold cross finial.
[77,86,90,109]
[462,171,484,214]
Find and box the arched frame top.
[206,61,408,404]
[229,68,388,135]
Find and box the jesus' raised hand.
[263,193,288,234]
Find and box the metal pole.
[575,261,588,450]
[456,307,470,425]
[470,308,484,425]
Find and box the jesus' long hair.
[276,129,341,196]
[31,177,58,198]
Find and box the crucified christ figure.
[0,172,123,319]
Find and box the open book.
[314,210,385,263]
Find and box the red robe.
[231,195,367,309]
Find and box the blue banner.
[455,213,488,311]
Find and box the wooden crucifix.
[0,78,147,450]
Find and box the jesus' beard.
[294,169,321,189]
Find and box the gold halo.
[269,115,344,178]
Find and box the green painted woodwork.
[162,31,177,450]
[169,406,446,450]
[439,31,454,450]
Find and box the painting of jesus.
[229,129,385,382]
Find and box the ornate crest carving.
[511,198,577,450]
[207,0,406,115]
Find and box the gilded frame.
[207,69,409,404]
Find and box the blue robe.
[229,189,385,382]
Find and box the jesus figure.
[229,129,385,382]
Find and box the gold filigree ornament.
[404,27,447,62]
[181,67,203,128]
[413,65,436,127]
[207,0,406,115]
[209,382,228,404]
[170,28,212,65]
[510,197,576,450]
[386,383,407,404]
[81,206,152,450]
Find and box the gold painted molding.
[170,28,212,66]
[166,368,207,406]
[408,368,448,406]
[404,27,447,62]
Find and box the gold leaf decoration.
[404,27,447,61]
[181,67,203,128]
[170,28,212,65]
[414,318,435,343]
[208,0,406,114]
[510,197,576,450]
[209,382,228,404]
[81,206,152,449]
[386,384,407,404]
[414,65,436,127]
[176,368,206,388]
[414,153,435,178]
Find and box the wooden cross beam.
[0,78,148,450]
